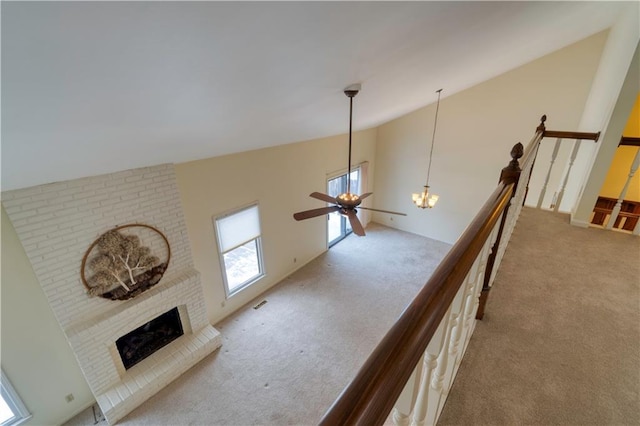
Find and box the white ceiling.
[1,1,627,190]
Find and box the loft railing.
[319,117,547,426]
[319,115,605,426]
[526,120,600,212]
[591,196,640,232]
[589,136,640,235]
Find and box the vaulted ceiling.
[1,1,627,190]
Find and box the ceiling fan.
[293,85,406,236]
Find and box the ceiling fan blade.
[293,206,340,221]
[309,192,338,204]
[359,192,373,200]
[359,206,407,216]
[346,210,366,236]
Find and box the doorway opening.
[328,167,360,247]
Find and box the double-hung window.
[1,370,31,426]
[214,203,265,297]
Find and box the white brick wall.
[2,164,221,425]
[2,164,192,328]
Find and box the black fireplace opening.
[116,307,184,370]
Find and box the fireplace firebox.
[116,307,184,370]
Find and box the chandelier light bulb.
[413,186,439,209]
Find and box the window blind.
[216,205,261,253]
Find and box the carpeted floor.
[65,210,640,426]
[438,207,640,425]
[65,223,452,426]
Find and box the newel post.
[476,142,523,320]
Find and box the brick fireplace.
[2,164,221,424]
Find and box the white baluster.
[409,352,438,426]
[431,309,454,393]
[490,205,514,288]
[393,407,411,426]
[412,309,451,424]
[449,268,475,359]
[428,306,459,424]
[455,241,489,357]
[634,215,640,236]
[448,311,461,358]
[459,260,482,355]
[393,363,422,426]
[537,138,562,209]
[555,139,582,212]
[550,192,558,210]
[606,147,640,230]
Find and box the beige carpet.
[65,210,640,426]
[64,223,451,426]
[438,207,640,425]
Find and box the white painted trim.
[570,216,590,228]
[326,161,367,180]
[1,370,32,426]
[212,202,266,299]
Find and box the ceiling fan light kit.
[293,84,406,236]
[413,88,443,209]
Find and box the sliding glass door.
[327,168,360,247]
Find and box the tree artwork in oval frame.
[81,224,171,300]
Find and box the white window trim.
[326,162,365,181]
[1,370,31,426]
[213,202,265,298]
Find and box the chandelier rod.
[425,88,443,187]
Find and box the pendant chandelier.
[412,88,443,209]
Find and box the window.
[214,203,265,297]
[328,167,361,247]
[1,371,31,426]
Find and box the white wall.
[1,207,94,425]
[175,129,377,325]
[572,42,640,226]
[372,31,607,244]
[564,3,640,214]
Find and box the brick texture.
[2,164,221,425]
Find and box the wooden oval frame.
[81,223,171,298]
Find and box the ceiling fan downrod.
[344,87,359,195]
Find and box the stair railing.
[592,136,640,235]
[525,122,600,212]
[319,116,547,426]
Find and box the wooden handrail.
[519,115,547,206]
[518,114,547,167]
[319,116,554,426]
[619,136,640,147]
[542,129,600,141]
[319,181,515,425]
[593,207,639,218]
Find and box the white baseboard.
[570,216,590,228]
